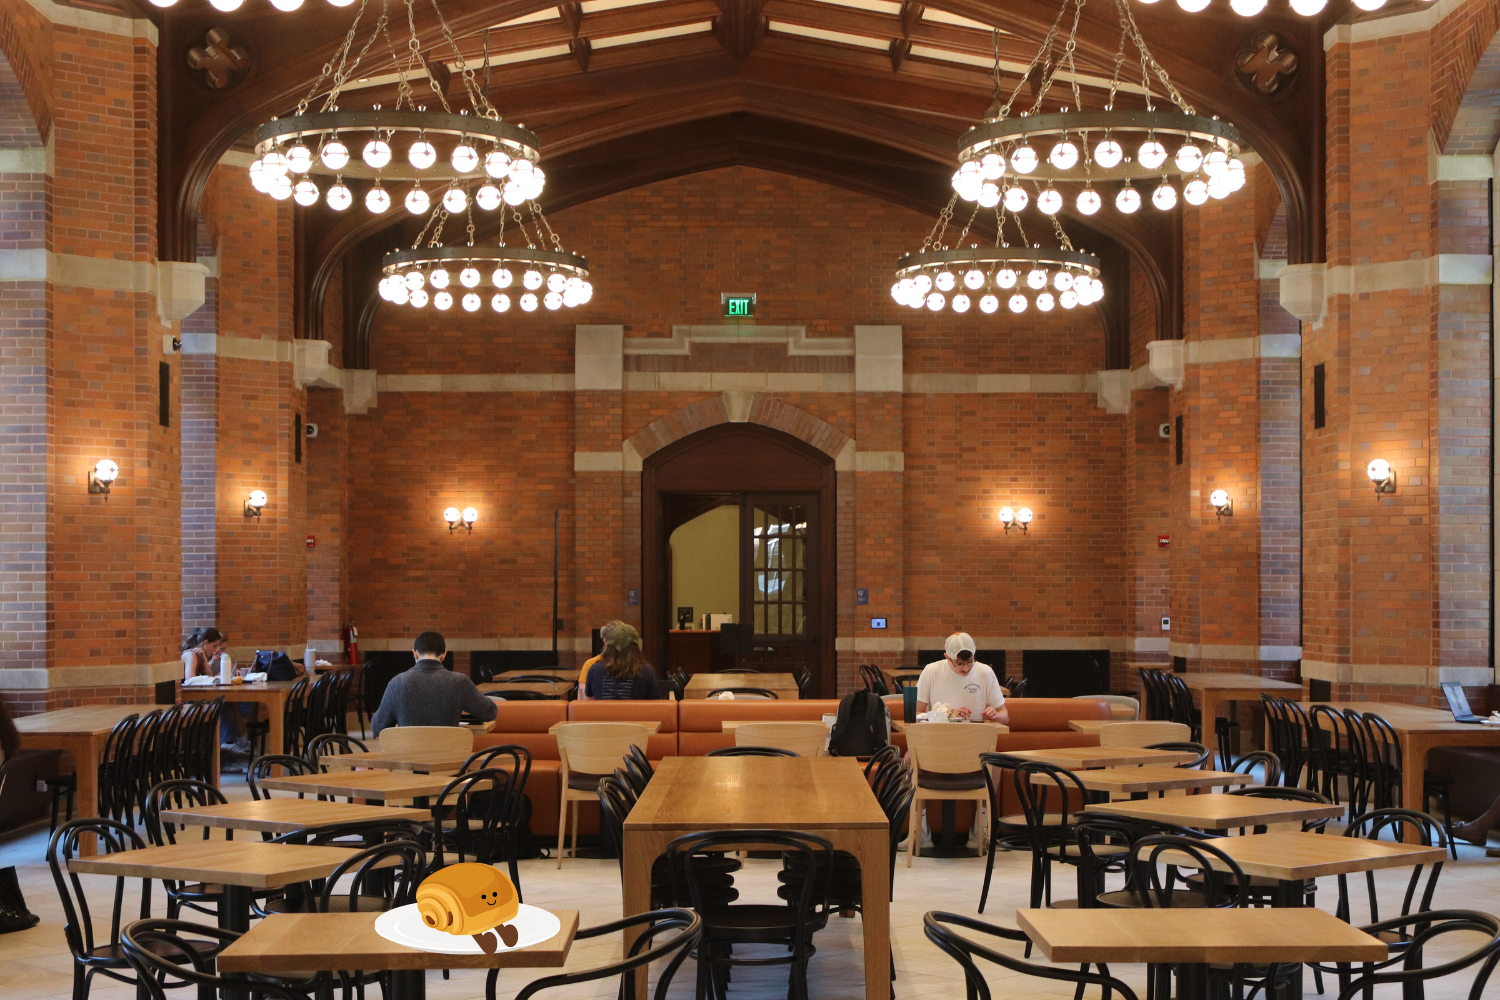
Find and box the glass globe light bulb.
[268,0,303,11]
[485,149,512,178]
[460,267,481,288]
[1053,271,1073,291]
[149,0,177,8]
[509,159,535,182]
[935,271,956,292]
[977,183,1001,209]
[925,292,945,311]
[980,153,1005,180]
[544,291,563,310]
[427,269,449,290]
[998,507,1014,524]
[365,186,390,213]
[434,291,453,311]
[319,141,349,170]
[94,459,119,483]
[462,507,478,524]
[897,278,914,301]
[954,170,978,202]
[390,283,409,305]
[1008,294,1028,314]
[1210,489,1230,509]
[1352,0,1385,9]
[1060,289,1078,309]
[475,185,501,211]
[404,271,425,291]
[527,168,546,200]
[520,293,538,312]
[444,506,461,524]
[1003,186,1029,212]
[1152,183,1178,211]
[249,489,269,508]
[1026,269,1048,290]
[980,295,999,314]
[1116,186,1142,213]
[1289,0,1326,13]
[1203,150,1230,178]
[1137,140,1168,170]
[913,274,933,294]
[1367,458,1391,482]
[285,145,313,174]
[1208,175,1233,200]
[267,174,293,201]
[1010,146,1039,173]
[249,160,269,193]
[996,269,1017,289]
[408,141,437,170]
[1174,144,1204,173]
[463,293,481,312]
[952,294,971,313]
[1176,0,1210,11]
[209,0,243,10]
[566,276,584,294]
[1076,189,1102,215]
[958,160,981,183]
[492,268,513,288]
[1048,141,1079,171]
[580,282,593,303]
[523,270,543,290]
[361,140,391,169]
[1016,507,1033,525]
[1227,159,1247,191]
[408,288,429,308]
[451,144,480,173]
[261,151,289,179]
[326,183,352,211]
[907,292,924,311]
[442,188,467,213]
[404,188,429,214]
[964,270,985,289]
[547,272,567,293]
[502,183,526,206]
[1036,292,1055,311]
[492,293,511,312]
[1093,139,1124,169]
[1037,189,1063,214]
[891,282,905,305]
[293,180,319,206]
[1184,178,1209,205]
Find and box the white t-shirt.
[916,660,1006,717]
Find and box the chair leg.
[978,826,998,913]
[907,793,918,867]
[569,799,579,861]
[555,794,567,869]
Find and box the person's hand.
[953,706,973,720]
[981,706,999,722]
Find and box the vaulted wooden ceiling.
[141,0,1394,357]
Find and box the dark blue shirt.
[584,662,659,700]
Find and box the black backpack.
[829,690,891,757]
[253,650,298,681]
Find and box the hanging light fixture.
[951,19,1246,220]
[379,201,591,314]
[891,196,1102,316]
[248,0,543,215]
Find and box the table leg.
[387,970,425,1000]
[852,828,890,1000]
[73,736,102,856]
[1175,962,1209,1000]
[218,885,252,1000]
[621,830,657,999]
[1401,733,1428,844]
[268,694,285,755]
[1199,691,1222,742]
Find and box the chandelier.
[379,202,591,314]
[951,13,1245,221]
[892,199,1102,315]
[247,0,543,215]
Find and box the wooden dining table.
[159,798,431,836]
[478,680,576,698]
[682,672,801,700]
[622,756,887,1000]
[319,750,472,773]
[1003,746,1202,769]
[1177,672,1304,735]
[1036,765,1255,796]
[182,680,304,758]
[216,909,580,1000]
[14,703,154,854]
[1082,794,1346,831]
[1018,906,1386,1000]
[253,769,461,804]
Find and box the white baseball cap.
[945,632,977,661]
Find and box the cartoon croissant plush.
[416,864,521,953]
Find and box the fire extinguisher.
[344,623,359,666]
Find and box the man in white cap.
[915,632,1008,724]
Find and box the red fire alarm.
[1158,534,1171,548]
[306,535,316,549]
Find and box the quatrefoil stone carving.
[1235,31,1298,95]
[186,29,250,91]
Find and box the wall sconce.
[1366,458,1395,496]
[999,507,1034,533]
[1210,489,1233,517]
[89,459,118,498]
[245,489,267,518]
[444,507,478,534]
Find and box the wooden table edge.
[1080,801,1347,825]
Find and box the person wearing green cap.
[583,623,660,700]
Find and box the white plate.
[374,903,561,955]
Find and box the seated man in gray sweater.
[370,631,498,735]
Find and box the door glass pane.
[750,503,808,636]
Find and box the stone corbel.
[1095,369,1131,414]
[293,340,343,390]
[1276,262,1327,326]
[343,369,378,414]
[1145,341,1184,390]
[155,260,210,326]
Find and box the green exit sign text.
[722,293,756,319]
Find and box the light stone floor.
[1,773,1498,1000]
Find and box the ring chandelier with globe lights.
[378,201,592,315]
[952,13,1246,223]
[892,197,1102,316]
[247,0,545,215]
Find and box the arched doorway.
[642,423,836,698]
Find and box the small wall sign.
[856,588,869,606]
[721,292,756,319]
[626,589,641,606]
[306,535,316,549]
[870,618,887,629]
[1158,534,1171,548]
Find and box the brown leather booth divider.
[568,700,679,758]
[677,699,843,755]
[474,702,568,837]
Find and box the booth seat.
[473,702,568,837]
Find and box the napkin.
[182,675,216,687]
[243,672,268,682]
[315,659,333,667]
[717,691,735,700]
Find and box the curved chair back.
[860,665,890,696]
[317,839,425,913]
[707,746,798,757]
[49,818,150,967]
[557,723,651,775]
[143,779,228,846]
[906,722,1002,775]
[1145,741,1211,768]
[307,732,369,770]
[508,908,701,1000]
[459,743,534,897]
[97,713,142,824]
[1355,711,1403,810]
[734,721,827,757]
[1229,749,1283,788]
[1335,910,1500,1000]
[427,768,515,869]
[378,725,475,757]
[248,754,316,799]
[1339,807,1447,927]
[706,687,778,700]
[1226,785,1335,833]
[925,910,1141,1000]
[270,817,428,846]
[1098,721,1191,747]
[121,920,307,1000]
[1130,833,1249,909]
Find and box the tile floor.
[1,774,1498,1000]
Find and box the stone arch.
[625,392,852,468]
[1435,0,1500,153]
[0,9,50,148]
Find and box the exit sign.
[722,293,756,318]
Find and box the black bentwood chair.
[925,910,1138,1000]
[1332,910,1500,1000]
[121,920,320,1000]
[484,908,702,1000]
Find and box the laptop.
[1441,681,1489,723]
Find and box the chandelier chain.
[998,0,1070,120]
[405,0,454,113]
[953,200,981,248]
[1115,0,1193,113]
[921,195,958,252]
[529,201,566,253]
[297,0,372,115]
[430,0,500,119]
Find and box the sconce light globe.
[1210,489,1230,509]
[1367,458,1391,483]
[1016,507,1034,525]
[462,507,478,525]
[248,490,268,509]
[998,507,1015,524]
[94,460,119,484]
[443,507,461,524]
